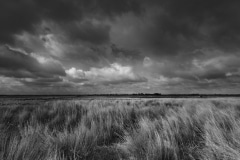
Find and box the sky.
[1,0,240,94]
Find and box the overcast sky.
[1,0,240,94]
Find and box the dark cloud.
[2,0,240,52]
[0,0,38,44]
[144,50,240,86]
[63,20,111,45]
[58,43,144,70]
[101,77,147,85]
[79,0,141,17]
[110,44,144,64]
[0,0,141,44]
[0,46,65,78]
[138,0,240,55]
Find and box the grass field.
[1,98,240,160]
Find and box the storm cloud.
[0,45,65,78]
[138,0,240,54]
[1,0,240,94]
[0,0,141,44]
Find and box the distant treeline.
[83,93,240,98]
[0,94,240,98]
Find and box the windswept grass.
[1,98,240,160]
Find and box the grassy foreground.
[1,98,240,160]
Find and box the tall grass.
[1,98,240,160]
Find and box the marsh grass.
[1,98,240,160]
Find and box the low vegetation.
[1,98,240,160]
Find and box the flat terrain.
[1,97,240,160]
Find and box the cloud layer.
[0,0,240,94]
